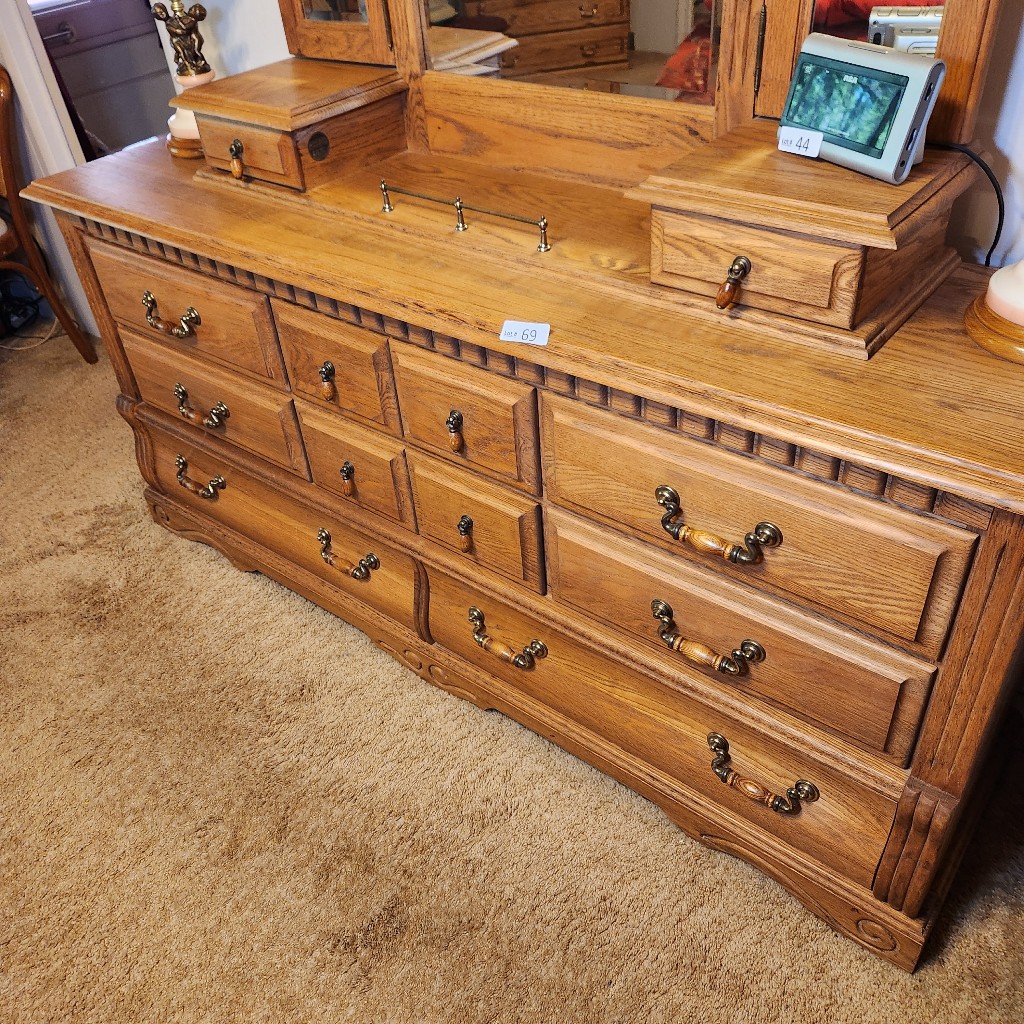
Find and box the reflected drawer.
[274,300,402,434]
[297,399,415,527]
[499,25,629,76]
[427,568,900,888]
[392,346,540,493]
[464,0,628,35]
[87,239,286,386]
[540,394,975,655]
[408,452,544,592]
[124,332,309,476]
[546,510,934,763]
[149,429,421,633]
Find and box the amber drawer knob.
[716,255,752,310]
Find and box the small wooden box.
[630,122,979,358]
[171,58,408,192]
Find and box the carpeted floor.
[2,335,1023,1023]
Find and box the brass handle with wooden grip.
[446,409,465,452]
[580,44,599,58]
[456,514,474,552]
[655,486,782,565]
[317,528,379,580]
[174,455,225,500]
[142,290,201,339]
[716,255,752,309]
[228,139,245,180]
[468,607,547,670]
[707,733,819,815]
[318,360,336,400]
[579,3,598,16]
[339,461,355,497]
[651,599,765,676]
[174,383,229,430]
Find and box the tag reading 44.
[778,126,824,159]
[499,320,550,346]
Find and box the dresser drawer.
[408,453,544,592]
[465,0,628,35]
[149,430,421,633]
[124,332,309,476]
[540,395,975,654]
[499,25,629,76]
[427,568,899,887]
[87,239,286,386]
[297,399,415,527]
[651,210,864,328]
[274,301,402,434]
[392,346,541,493]
[196,118,304,190]
[547,510,933,762]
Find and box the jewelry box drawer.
[464,0,628,35]
[274,300,402,434]
[407,452,544,592]
[86,239,286,385]
[499,25,629,76]
[123,332,309,476]
[196,118,304,190]
[392,346,541,493]
[651,210,865,328]
[540,394,975,656]
[297,399,415,527]
[149,430,420,632]
[546,510,934,763]
[427,569,900,888]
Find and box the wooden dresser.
[26,0,1022,973]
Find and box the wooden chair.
[1,64,95,362]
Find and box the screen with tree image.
[784,54,909,158]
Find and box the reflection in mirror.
[811,1,945,54]
[430,0,721,106]
[305,0,369,23]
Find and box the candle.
[985,260,1024,327]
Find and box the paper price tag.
[777,127,824,159]
[499,320,550,346]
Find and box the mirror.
[429,0,722,106]
[305,0,370,23]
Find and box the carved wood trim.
[73,216,994,532]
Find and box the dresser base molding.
[142,482,948,970]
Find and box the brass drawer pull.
[456,514,474,552]
[316,528,379,580]
[652,599,765,676]
[707,733,819,815]
[173,383,229,430]
[580,44,599,58]
[228,138,245,180]
[174,455,225,500]
[468,607,547,670]
[579,3,598,16]
[339,460,355,497]
[446,409,465,452]
[318,360,336,400]
[141,290,201,339]
[716,255,752,309]
[655,485,782,565]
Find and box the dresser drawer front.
[392,347,541,493]
[547,511,934,761]
[88,240,286,385]
[500,25,629,76]
[197,117,304,190]
[428,569,898,887]
[408,453,545,592]
[651,210,863,325]
[150,431,420,632]
[124,332,309,476]
[541,395,975,652]
[297,400,415,526]
[465,0,628,35]
[274,301,402,433]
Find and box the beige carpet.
[2,335,1023,1023]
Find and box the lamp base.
[964,294,1024,365]
[166,133,204,159]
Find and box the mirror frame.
[278,0,397,65]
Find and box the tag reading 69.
[499,320,550,346]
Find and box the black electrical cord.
[931,142,1005,267]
